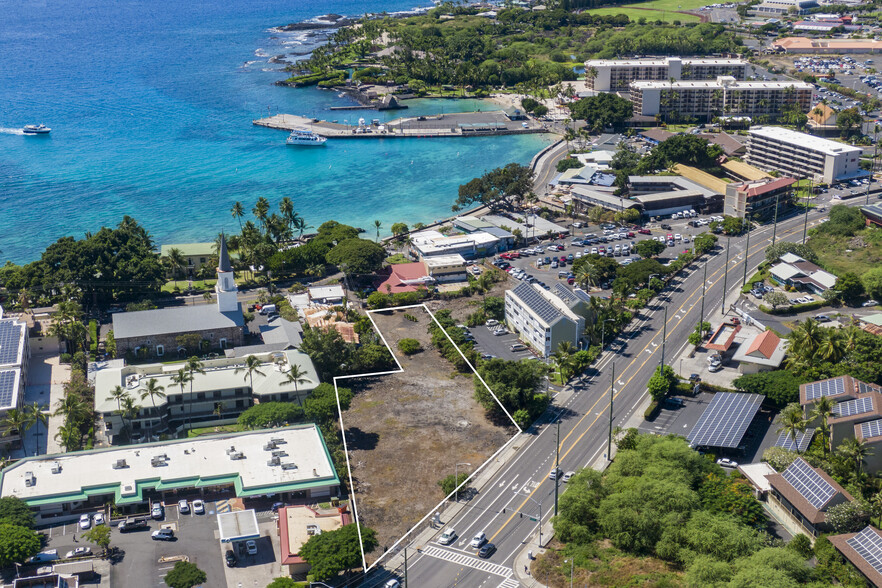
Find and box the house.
[696,132,747,158]
[0,425,339,525]
[504,282,584,358]
[731,330,786,373]
[800,376,882,459]
[828,526,882,587]
[277,505,352,576]
[423,255,468,283]
[638,128,676,145]
[766,457,854,537]
[720,160,772,182]
[375,262,434,295]
[768,252,837,294]
[481,214,569,242]
[452,217,515,249]
[93,349,319,442]
[308,285,345,306]
[159,242,217,279]
[0,317,29,448]
[112,235,244,358]
[807,103,839,134]
[800,375,882,409]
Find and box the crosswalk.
[497,578,521,588]
[420,545,512,578]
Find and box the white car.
[864,300,879,307]
[178,499,190,514]
[548,467,563,480]
[151,503,164,520]
[716,458,738,468]
[93,512,105,526]
[192,499,205,515]
[438,528,457,545]
[470,531,487,548]
[65,547,92,559]
[78,514,91,530]
[562,471,575,483]
[674,233,682,241]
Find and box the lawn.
[587,5,701,22]
[632,0,709,10]
[810,227,882,278]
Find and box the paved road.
[369,202,839,588]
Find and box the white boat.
[286,128,327,146]
[22,124,51,134]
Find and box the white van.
[259,304,277,315]
[27,550,58,564]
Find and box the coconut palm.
[576,263,600,289]
[815,331,845,363]
[231,201,245,230]
[787,318,825,365]
[24,402,48,454]
[839,437,874,478]
[140,378,166,440]
[374,220,382,242]
[166,247,186,286]
[170,368,193,432]
[811,395,836,458]
[841,324,862,354]
[184,357,205,430]
[54,422,80,453]
[778,404,808,454]
[253,197,271,233]
[279,197,297,235]
[1,408,31,455]
[119,394,140,441]
[283,364,311,406]
[108,385,128,417]
[235,355,266,394]
[550,341,575,384]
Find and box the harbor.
[252,110,551,139]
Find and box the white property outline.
[332,303,523,572]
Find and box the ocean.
[0,0,552,263]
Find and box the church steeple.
[215,233,239,313]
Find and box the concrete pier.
[252,111,550,139]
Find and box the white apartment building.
[630,76,813,120]
[504,282,584,358]
[746,126,863,184]
[584,57,748,92]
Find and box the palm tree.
[119,394,139,441]
[811,396,836,458]
[374,220,382,242]
[283,364,310,406]
[170,368,193,432]
[54,422,80,453]
[253,197,271,233]
[184,357,205,431]
[24,402,48,455]
[787,318,825,365]
[235,355,265,395]
[1,408,31,455]
[842,325,862,354]
[778,404,808,454]
[140,378,166,440]
[166,247,186,286]
[576,263,600,289]
[279,197,296,235]
[231,201,245,230]
[550,341,575,384]
[815,331,845,363]
[109,385,128,417]
[839,437,874,478]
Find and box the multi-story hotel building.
[584,57,748,92]
[746,126,863,184]
[629,76,813,121]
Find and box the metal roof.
[218,233,233,272]
[112,303,244,340]
[218,509,260,543]
[860,419,882,440]
[782,457,836,510]
[511,282,563,326]
[687,392,764,449]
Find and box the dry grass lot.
[344,306,514,560]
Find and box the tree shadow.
[345,427,380,451]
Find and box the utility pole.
[802,177,811,244]
[404,547,408,588]
[608,363,615,460]
[660,305,667,368]
[869,125,879,205]
[741,216,751,288]
[700,260,708,338]
[722,236,731,315]
[554,419,560,517]
[772,190,781,246]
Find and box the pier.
[252,111,550,139]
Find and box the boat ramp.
[252,111,550,139]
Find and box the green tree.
[692,233,718,255]
[298,524,379,581]
[732,370,807,408]
[837,106,863,137]
[638,135,723,172]
[140,378,166,440]
[647,365,677,402]
[325,238,386,274]
[283,364,311,401]
[303,383,353,428]
[568,93,634,131]
[452,163,534,212]
[474,358,549,423]
[634,239,665,259]
[826,499,870,533]
[0,523,41,568]
[237,402,304,429]
[835,272,864,304]
[82,524,112,554]
[1,408,32,456]
[764,241,818,264]
[266,579,299,588]
[0,497,35,528]
[235,355,265,394]
[230,201,245,230]
[861,267,882,300]
[812,395,836,458]
[397,338,422,355]
[438,472,469,497]
[164,561,207,588]
[390,222,409,240]
[299,328,352,382]
[763,291,789,309]
[777,403,807,454]
[556,158,583,173]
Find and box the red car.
[666,234,674,241]
[500,253,513,260]
[638,229,651,235]
[627,231,635,238]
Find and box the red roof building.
[374,262,432,294]
[277,505,352,575]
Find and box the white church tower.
[215,234,239,313]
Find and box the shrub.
[397,338,422,355]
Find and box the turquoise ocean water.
[0,0,551,263]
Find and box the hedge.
[644,400,661,420]
[759,299,828,315]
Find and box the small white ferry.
[286,128,327,146]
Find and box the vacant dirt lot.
[343,306,514,560]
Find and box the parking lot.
[467,322,535,362]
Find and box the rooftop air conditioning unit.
[229,452,244,460]
[263,441,277,451]
[281,463,298,471]
[24,472,35,487]
[112,459,127,469]
[50,463,62,474]
[267,456,280,466]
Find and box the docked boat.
[22,124,51,134]
[286,128,326,146]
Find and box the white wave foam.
[254,48,268,57]
[0,128,25,135]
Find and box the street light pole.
[722,236,731,315]
[554,419,560,517]
[700,260,708,338]
[660,304,667,368]
[518,492,544,547]
[772,190,781,245]
[741,216,751,288]
[608,362,615,460]
[454,462,471,502]
[802,178,812,244]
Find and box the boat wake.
[0,128,25,135]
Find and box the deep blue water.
[0,0,551,263]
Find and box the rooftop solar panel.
[847,527,882,576]
[861,419,882,440]
[572,289,593,304]
[835,396,874,418]
[512,283,562,325]
[857,381,881,395]
[554,283,575,304]
[804,377,847,401]
[774,428,816,453]
[0,320,25,366]
[686,392,764,449]
[782,458,836,510]
[0,370,17,410]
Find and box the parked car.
[864,300,879,307]
[716,458,738,468]
[192,499,205,515]
[246,540,258,555]
[471,532,487,548]
[493,328,507,336]
[438,528,457,545]
[225,549,238,567]
[151,503,164,520]
[151,528,175,541]
[65,547,92,559]
[178,499,189,514]
[79,514,91,530]
[661,223,673,230]
[486,319,499,327]
[93,512,105,525]
[815,314,831,322]
[638,228,651,235]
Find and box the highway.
[365,199,845,588]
